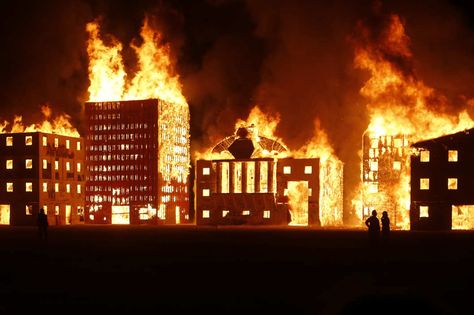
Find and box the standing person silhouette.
[381,211,390,245]
[37,208,48,241]
[365,210,380,247]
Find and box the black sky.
[1,0,474,217]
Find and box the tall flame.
[353,14,474,229]
[0,105,79,137]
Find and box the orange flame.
[0,105,79,137]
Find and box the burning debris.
[85,18,190,224]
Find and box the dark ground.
[0,225,472,314]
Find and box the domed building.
[195,125,321,226]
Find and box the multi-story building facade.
[195,127,321,226]
[410,128,474,230]
[84,99,190,224]
[0,132,85,225]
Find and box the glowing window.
[420,150,430,162]
[370,161,378,171]
[221,162,230,193]
[202,210,210,218]
[6,183,13,192]
[25,159,33,169]
[26,205,33,215]
[394,138,402,148]
[54,160,59,170]
[55,206,60,215]
[6,160,13,169]
[76,141,81,151]
[77,184,81,194]
[54,138,59,148]
[42,136,47,146]
[66,184,70,193]
[242,210,250,216]
[448,178,458,190]
[25,136,32,146]
[283,166,292,174]
[42,182,48,192]
[448,150,458,162]
[284,188,288,196]
[308,188,312,197]
[202,167,210,175]
[66,139,70,149]
[222,210,230,217]
[202,189,210,197]
[6,137,12,146]
[420,178,430,190]
[259,161,268,193]
[393,161,401,171]
[420,206,429,218]
[246,162,255,193]
[43,159,47,169]
[55,183,59,192]
[263,210,271,219]
[43,205,48,215]
[25,182,33,192]
[66,162,71,171]
[304,166,312,174]
[368,183,378,193]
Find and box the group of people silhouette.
[365,210,390,246]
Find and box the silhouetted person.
[365,210,380,247]
[37,208,48,240]
[381,211,390,244]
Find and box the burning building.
[0,132,84,225]
[410,128,474,230]
[84,99,190,224]
[195,124,343,226]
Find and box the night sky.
[1,0,474,213]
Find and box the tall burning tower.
[84,19,190,224]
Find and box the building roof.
[411,128,474,148]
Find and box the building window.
[202,167,210,175]
[420,206,429,218]
[6,137,12,146]
[43,205,48,215]
[55,183,59,193]
[308,188,312,197]
[77,162,81,172]
[448,150,458,162]
[202,210,210,218]
[54,138,59,148]
[66,162,71,171]
[283,166,292,174]
[6,160,13,169]
[420,178,430,190]
[448,178,458,190]
[263,210,271,219]
[242,210,250,216]
[66,139,70,149]
[42,136,47,146]
[54,160,59,170]
[25,182,33,192]
[77,184,81,194]
[393,161,401,171]
[26,205,33,215]
[42,182,48,192]
[202,189,210,197]
[76,141,81,151]
[304,166,312,174]
[420,150,430,162]
[25,159,33,169]
[43,159,48,169]
[25,136,32,146]
[370,161,378,171]
[6,183,13,192]
[66,184,70,193]
[55,205,60,215]
[222,210,229,217]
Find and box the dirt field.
[0,225,472,314]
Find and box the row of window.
[420,150,458,162]
[201,165,313,176]
[419,178,458,190]
[5,159,81,172]
[200,187,313,197]
[25,204,83,216]
[89,123,149,131]
[87,175,149,182]
[87,133,150,141]
[88,164,148,172]
[201,209,271,219]
[5,182,82,193]
[86,195,155,203]
[89,144,151,152]
[4,135,81,150]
